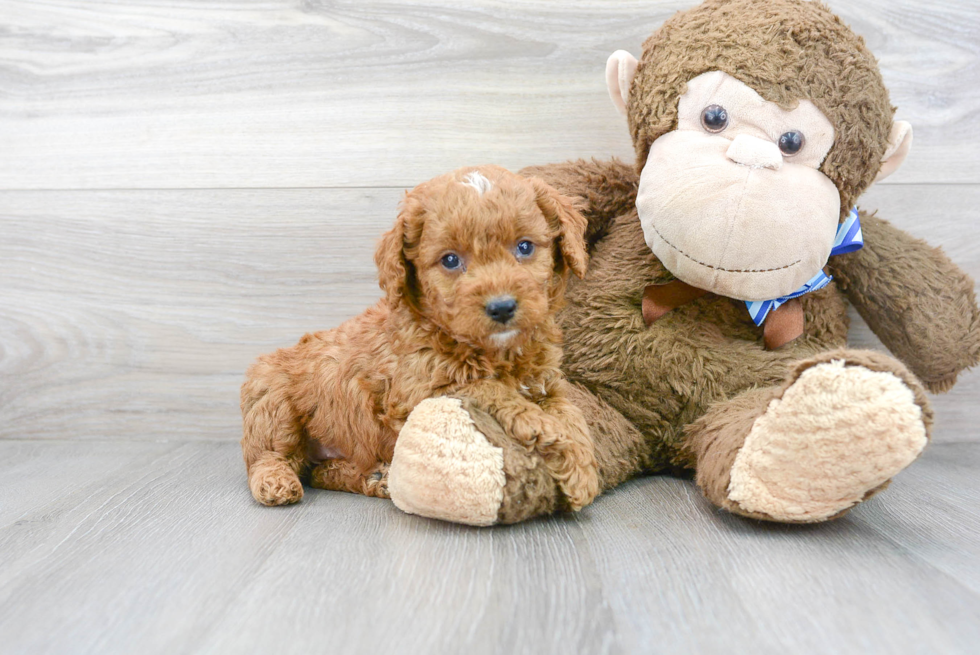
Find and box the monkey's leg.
[388,383,649,525]
[310,460,390,499]
[241,387,307,507]
[685,349,932,523]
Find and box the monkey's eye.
[701,105,729,133]
[441,253,462,270]
[778,131,805,156]
[516,240,535,258]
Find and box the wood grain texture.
[0,441,309,655]
[0,0,978,189]
[2,2,978,653]
[0,440,978,654]
[0,187,398,441]
[2,184,978,443]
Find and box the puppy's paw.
[366,465,390,499]
[504,408,560,449]
[249,462,304,506]
[537,411,600,511]
[552,440,600,511]
[561,462,600,512]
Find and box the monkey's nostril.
[485,296,518,324]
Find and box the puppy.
[241,165,599,511]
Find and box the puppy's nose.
[485,296,518,324]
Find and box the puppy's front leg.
[462,379,557,451]
[538,382,600,511]
[462,379,599,511]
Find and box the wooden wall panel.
[1,0,977,189]
[0,188,396,440]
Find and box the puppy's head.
[375,165,587,351]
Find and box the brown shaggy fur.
[445,0,980,524]
[240,166,599,509]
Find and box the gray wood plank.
[0,440,978,654]
[0,187,399,441]
[0,440,175,527]
[197,497,620,655]
[0,441,309,655]
[2,184,978,443]
[865,442,980,596]
[576,475,980,654]
[0,0,977,189]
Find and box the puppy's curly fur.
[241,165,600,510]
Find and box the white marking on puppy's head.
[462,171,493,196]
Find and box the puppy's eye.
[441,253,462,270]
[516,241,535,258]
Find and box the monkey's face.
[636,71,841,301]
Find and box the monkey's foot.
[388,397,507,526]
[727,358,928,522]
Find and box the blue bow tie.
[745,208,863,326]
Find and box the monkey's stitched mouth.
[650,223,802,273]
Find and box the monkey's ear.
[376,195,423,310]
[530,177,589,279]
[874,121,913,183]
[605,50,639,116]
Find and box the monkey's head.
[607,0,913,301]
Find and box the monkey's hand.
[828,211,980,393]
[520,158,638,249]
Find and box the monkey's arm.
[828,211,980,392]
[521,158,638,249]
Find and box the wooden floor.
[1,440,979,654]
[2,1,979,653]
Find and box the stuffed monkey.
[387,0,980,525]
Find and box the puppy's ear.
[376,192,424,311]
[530,177,589,279]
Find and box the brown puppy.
[241,165,599,510]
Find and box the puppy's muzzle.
[485,296,518,324]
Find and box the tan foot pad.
[388,397,506,526]
[728,360,928,522]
